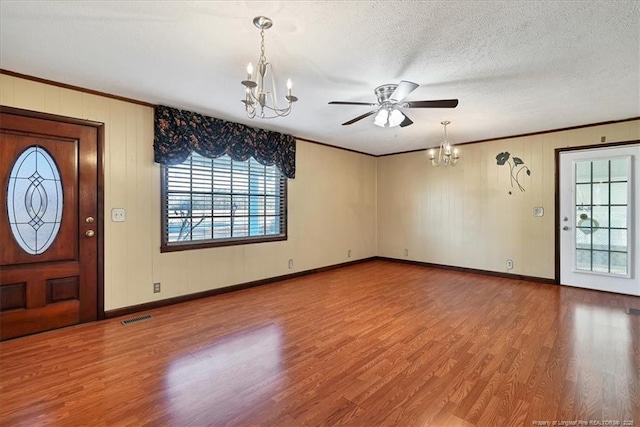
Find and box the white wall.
[377,120,640,279]
[0,74,377,310]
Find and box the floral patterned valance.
[153,105,296,178]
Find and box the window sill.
[160,234,287,253]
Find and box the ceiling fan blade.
[389,80,419,102]
[406,99,459,108]
[329,101,378,106]
[399,113,413,128]
[342,110,377,126]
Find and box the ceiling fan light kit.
[241,16,298,119]
[329,80,458,128]
[430,121,459,167]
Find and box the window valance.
[153,105,296,178]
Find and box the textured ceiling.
[1,1,639,155]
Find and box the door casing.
[555,139,640,290]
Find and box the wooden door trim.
[1,105,106,320]
[554,139,640,285]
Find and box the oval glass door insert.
[7,145,63,255]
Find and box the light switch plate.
[533,207,544,217]
[111,208,126,222]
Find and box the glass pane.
[191,219,212,241]
[610,182,627,205]
[592,250,609,273]
[591,228,609,251]
[191,194,212,217]
[232,195,248,216]
[610,229,628,252]
[265,176,277,195]
[213,217,231,239]
[249,216,265,236]
[168,217,191,242]
[265,196,277,216]
[575,184,591,206]
[576,249,591,271]
[610,206,627,228]
[592,183,609,205]
[167,193,192,217]
[610,252,628,275]
[575,229,591,249]
[7,146,63,255]
[591,206,609,227]
[591,160,609,183]
[233,216,249,237]
[265,216,279,235]
[250,196,265,215]
[575,161,591,183]
[610,158,628,182]
[213,194,231,216]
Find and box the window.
[574,157,630,275]
[161,152,287,252]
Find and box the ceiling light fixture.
[241,16,298,119]
[374,107,404,128]
[429,121,459,167]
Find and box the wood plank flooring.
[1,260,639,426]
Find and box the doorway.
[558,142,639,296]
[0,108,104,340]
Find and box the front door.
[0,111,100,340]
[559,143,640,296]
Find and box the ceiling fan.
[329,80,458,128]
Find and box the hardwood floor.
[1,260,638,426]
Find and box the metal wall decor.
[496,151,531,194]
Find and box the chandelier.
[429,121,459,167]
[241,16,298,119]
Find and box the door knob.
[562,226,569,231]
[85,216,95,223]
[562,216,568,222]
[85,230,95,237]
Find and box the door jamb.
[0,105,106,319]
[554,139,640,285]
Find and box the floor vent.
[626,308,640,316]
[121,314,153,325]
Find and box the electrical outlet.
[347,249,352,258]
[153,282,161,293]
[404,248,409,257]
[506,259,514,270]
[288,259,293,270]
[111,208,126,222]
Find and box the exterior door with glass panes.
[0,111,99,340]
[559,144,640,296]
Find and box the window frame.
[160,155,288,253]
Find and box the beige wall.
[0,75,377,310]
[377,120,640,279]
[3,73,638,309]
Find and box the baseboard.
[376,256,557,285]
[104,257,376,319]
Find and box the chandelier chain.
[259,29,266,65]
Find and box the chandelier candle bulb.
[247,63,253,80]
[287,79,292,96]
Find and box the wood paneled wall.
[377,120,640,279]
[0,74,377,310]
